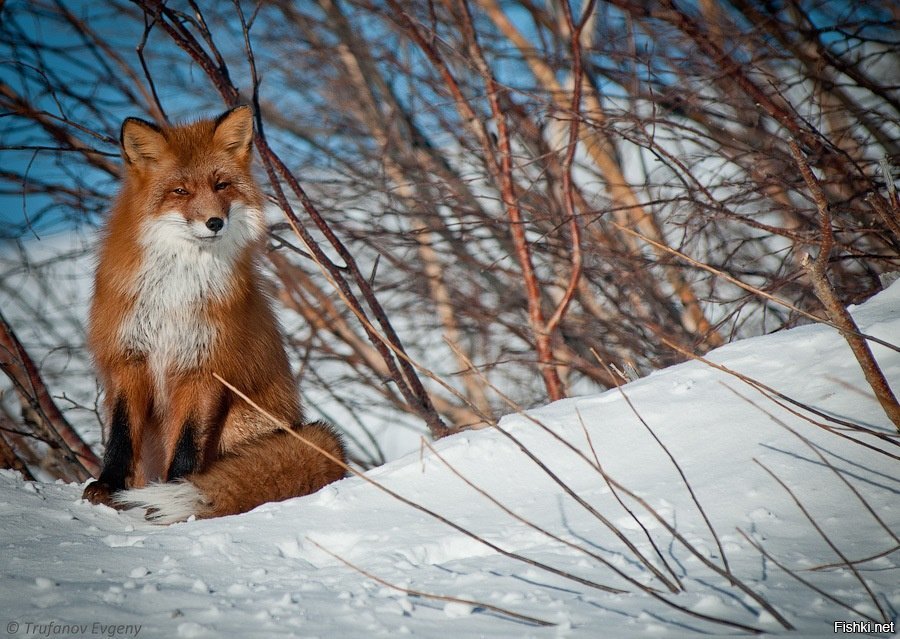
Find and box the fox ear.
[213,105,254,159]
[120,117,166,166]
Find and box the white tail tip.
[114,481,207,525]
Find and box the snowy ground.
[1,283,899,638]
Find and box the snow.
[2,284,899,637]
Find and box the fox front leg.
[161,380,230,482]
[82,396,133,508]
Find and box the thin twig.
[306,537,555,627]
[452,0,565,400]
[660,337,900,453]
[754,459,888,622]
[809,546,900,572]
[593,351,733,581]
[606,218,900,356]
[212,372,626,596]
[736,529,880,625]
[443,340,792,629]
[722,382,899,548]
[217,369,774,633]
[421,437,669,594]
[573,406,683,591]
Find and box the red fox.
[81,106,345,523]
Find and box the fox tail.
[115,422,345,524]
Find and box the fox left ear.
[213,105,254,159]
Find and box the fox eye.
[172,187,189,196]
[215,181,230,191]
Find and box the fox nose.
[206,217,224,233]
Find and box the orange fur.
[190,422,346,518]
[82,106,345,521]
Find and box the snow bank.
[1,284,898,637]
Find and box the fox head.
[119,105,265,252]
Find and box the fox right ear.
[120,117,166,166]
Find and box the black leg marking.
[97,396,133,491]
[167,420,198,481]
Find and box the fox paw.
[82,481,126,510]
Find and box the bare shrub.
[1,0,898,467]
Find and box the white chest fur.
[119,243,225,372]
[117,210,259,386]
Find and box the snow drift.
[1,284,898,637]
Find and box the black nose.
[206,217,224,232]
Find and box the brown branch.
[866,191,900,246]
[221,369,777,633]
[572,407,683,589]
[724,376,900,589]
[809,546,900,572]
[0,311,99,480]
[544,0,590,338]
[723,383,899,553]
[621,0,836,171]
[477,0,724,349]
[0,424,35,480]
[443,339,681,591]
[0,83,119,178]
[453,0,564,400]
[269,251,489,430]
[789,139,900,433]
